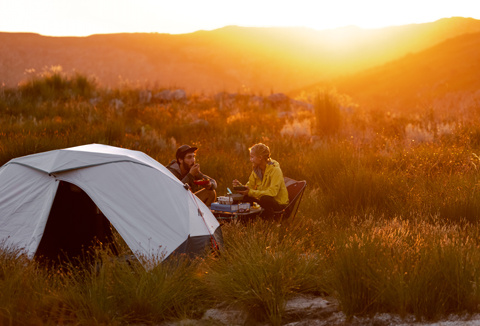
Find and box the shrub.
[313,90,341,137]
[19,67,97,102]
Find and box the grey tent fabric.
[0,144,222,266]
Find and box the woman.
[233,143,289,220]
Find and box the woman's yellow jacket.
[246,159,289,205]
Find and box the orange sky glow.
[0,0,479,37]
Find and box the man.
[233,143,289,220]
[167,144,217,206]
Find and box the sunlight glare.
[0,0,479,36]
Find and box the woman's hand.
[233,179,248,195]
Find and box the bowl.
[233,186,248,191]
[228,193,244,203]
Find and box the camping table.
[211,207,264,223]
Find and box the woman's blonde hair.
[249,143,271,161]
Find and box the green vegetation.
[2,69,480,324]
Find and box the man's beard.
[182,161,193,172]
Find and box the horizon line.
[0,16,475,38]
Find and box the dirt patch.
[160,294,480,326]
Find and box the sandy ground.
[161,295,480,325]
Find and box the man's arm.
[200,173,217,190]
[181,173,196,187]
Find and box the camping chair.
[273,177,307,220]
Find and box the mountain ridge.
[330,30,480,112]
[0,17,479,95]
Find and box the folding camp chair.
[273,177,307,220]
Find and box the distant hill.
[0,17,479,94]
[330,31,480,112]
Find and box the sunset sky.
[0,0,479,37]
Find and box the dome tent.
[0,144,222,266]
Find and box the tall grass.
[2,70,480,323]
[204,220,327,325]
[57,252,208,325]
[330,217,480,320]
[0,246,61,326]
[0,247,211,325]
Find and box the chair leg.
[272,211,284,222]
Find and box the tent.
[0,144,222,266]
